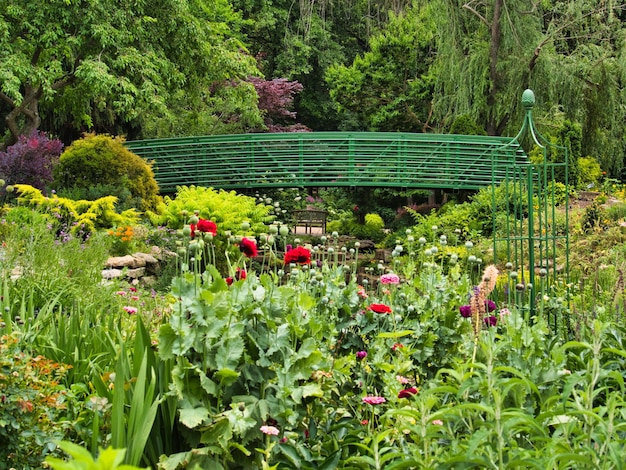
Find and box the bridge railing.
[125,132,529,193]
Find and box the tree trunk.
[1,84,42,151]
[485,0,503,136]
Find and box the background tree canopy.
[2,0,626,178]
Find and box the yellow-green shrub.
[14,184,138,234]
[147,185,274,234]
[53,134,160,212]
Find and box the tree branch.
[51,74,75,91]
[463,1,490,28]
[528,3,626,72]
[0,91,15,107]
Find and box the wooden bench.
[291,209,328,234]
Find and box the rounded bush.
[53,133,160,211]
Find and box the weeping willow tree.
[432,0,626,176]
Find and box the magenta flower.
[484,315,498,327]
[356,351,368,360]
[362,396,386,405]
[123,306,137,314]
[398,387,419,399]
[459,305,471,318]
[380,273,400,285]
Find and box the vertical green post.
[527,165,536,317]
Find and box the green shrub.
[581,200,608,232]
[578,156,603,189]
[606,202,626,221]
[53,134,160,212]
[543,181,568,206]
[327,212,386,242]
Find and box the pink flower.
[260,425,280,436]
[432,419,444,426]
[116,291,127,296]
[356,351,368,360]
[396,375,410,384]
[123,306,137,315]
[380,273,400,284]
[362,396,386,405]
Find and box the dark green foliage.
[556,119,582,188]
[449,114,487,136]
[581,200,608,232]
[53,134,160,212]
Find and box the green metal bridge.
[125,132,528,194]
[125,90,569,329]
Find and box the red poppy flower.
[284,246,311,265]
[239,237,258,257]
[226,268,246,286]
[369,303,392,314]
[398,387,418,399]
[197,219,217,235]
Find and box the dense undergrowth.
[1,182,626,469]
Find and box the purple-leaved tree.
[0,131,63,192]
[248,77,310,132]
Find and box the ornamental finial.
[522,89,535,109]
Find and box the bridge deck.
[124,132,529,193]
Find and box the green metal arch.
[125,131,529,194]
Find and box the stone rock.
[105,255,137,268]
[102,268,123,279]
[133,252,158,265]
[125,267,146,279]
